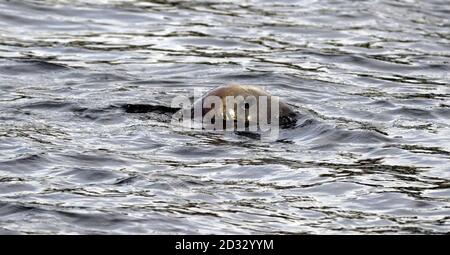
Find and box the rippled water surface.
[1,0,450,234]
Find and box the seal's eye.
[240,103,250,111]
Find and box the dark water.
[1,0,450,234]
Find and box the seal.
[123,84,299,132]
[190,84,298,129]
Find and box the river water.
[0,0,449,234]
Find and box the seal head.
[191,84,298,129]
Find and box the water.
[0,0,449,234]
